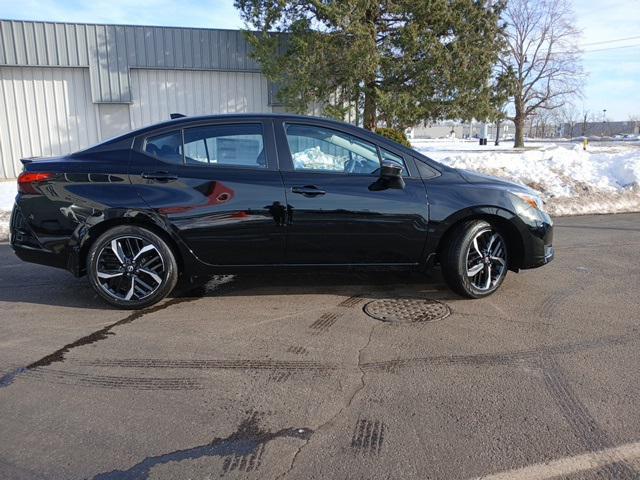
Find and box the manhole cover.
[363,298,450,323]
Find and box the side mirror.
[380,161,403,179]
[369,161,405,191]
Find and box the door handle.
[291,185,326,196]
[141,171,178,182]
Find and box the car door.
[131,119,287,266]
[274,120,430,265]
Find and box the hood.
[456,168,535,194]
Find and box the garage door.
[0,67,100,178]
[129,68,272,129]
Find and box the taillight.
[17,172,54,194]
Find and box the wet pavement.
[1,213,640,480]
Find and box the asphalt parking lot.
[1,213,640,480]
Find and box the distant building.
[409,121,514,140]
[560,121,639,138]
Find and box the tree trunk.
[495,120,501,146]
[362,5,378,131]
[363,82,377,130]
[514,99,525,148]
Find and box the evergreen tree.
[235,0,506,130]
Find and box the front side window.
[182,124,266,168]
[144,131,183,165]
[285,124,381,174]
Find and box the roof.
[86,113,434,167]
[92,113,357,146]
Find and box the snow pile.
[0,181,15,241]
[412,140,640,216]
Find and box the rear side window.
[182,124,266,168]
[144,131,183,165]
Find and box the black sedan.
[10,114,553,308]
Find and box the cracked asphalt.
[1,213,640,480]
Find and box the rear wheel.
[441,220,508,298]
[87,225,178,309]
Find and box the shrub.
[374,127,412,148]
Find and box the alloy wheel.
[465,229,507,292]
[95,236,165,302]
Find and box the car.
[10,114,554,309]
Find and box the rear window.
[144,131,183,165]
[143,124,266,169]
[182,124,265,168]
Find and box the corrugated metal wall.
[0,66,100,178]
[129,69,271,128]
[0,20,262,103]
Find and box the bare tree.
[556,103,579,139]
[500,0,583,147]
[630,114,640,135]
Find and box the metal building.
[0,19,277,179]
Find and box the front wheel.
[87,225,178,309]
[441,220,508,298]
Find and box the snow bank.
[0,180,15,210]
[412,139,640,216]
[0,181,15,241]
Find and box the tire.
[87,225,179,309]
[441,220,508,299]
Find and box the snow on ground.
[412,139,640,216]
[0,180,16,241]
[0,140,639,240]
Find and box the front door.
[275,121,429,265]
[132,120,287,266]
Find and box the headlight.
[510,191,546,220]
[512,192,545,211]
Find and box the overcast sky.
[1,0,638,120]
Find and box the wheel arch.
[70,211,187,277]
[433,207,525,271]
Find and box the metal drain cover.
[363,298,450,323]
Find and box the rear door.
[274,120,430,265]
[131,119,287,266]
